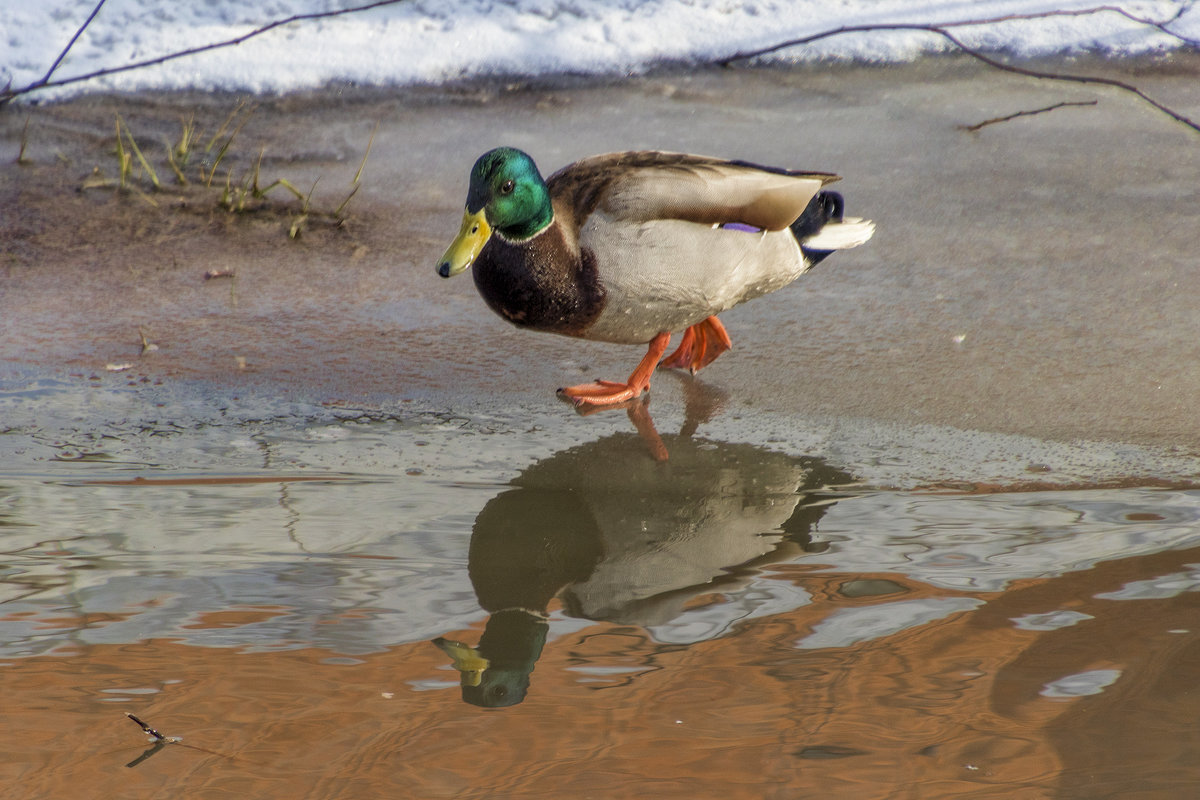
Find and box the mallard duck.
[437,148,874,407]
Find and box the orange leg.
[558,331,671,407]
[659,327,697,371]
[658,316,732,374]
[626,398,669,462]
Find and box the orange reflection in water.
[3,546,1199,799]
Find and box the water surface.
[3,383,1199,799]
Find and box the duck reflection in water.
[434,380,854,707]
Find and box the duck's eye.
[499,180,515,195]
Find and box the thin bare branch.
[719,6,1200,135]
[37,0,108,88]
[1,0,412,105]
[719,6,1200,64]
[936,26,1200,133]
[960,99,1099,132]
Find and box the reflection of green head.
[437,483,606,709]
[466,147,553,241]
[460,610,549,708]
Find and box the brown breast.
[471,223,606,338]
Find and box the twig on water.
[960,99,1100,132]
[124,713,173,769]
[122,712,233,768]
[126,712,172,742]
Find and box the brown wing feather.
[546,151,840,232]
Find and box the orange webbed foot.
[557,332,671,408]
[557,379,642,407]
[659,316,731,374]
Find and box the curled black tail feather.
[792,191,844,267]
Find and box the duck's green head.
[437,147,553,278]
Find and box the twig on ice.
[960,99,1100,132]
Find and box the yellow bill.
[437,208,491,278]
[432,636,490,688]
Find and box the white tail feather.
[802,217,875,251]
